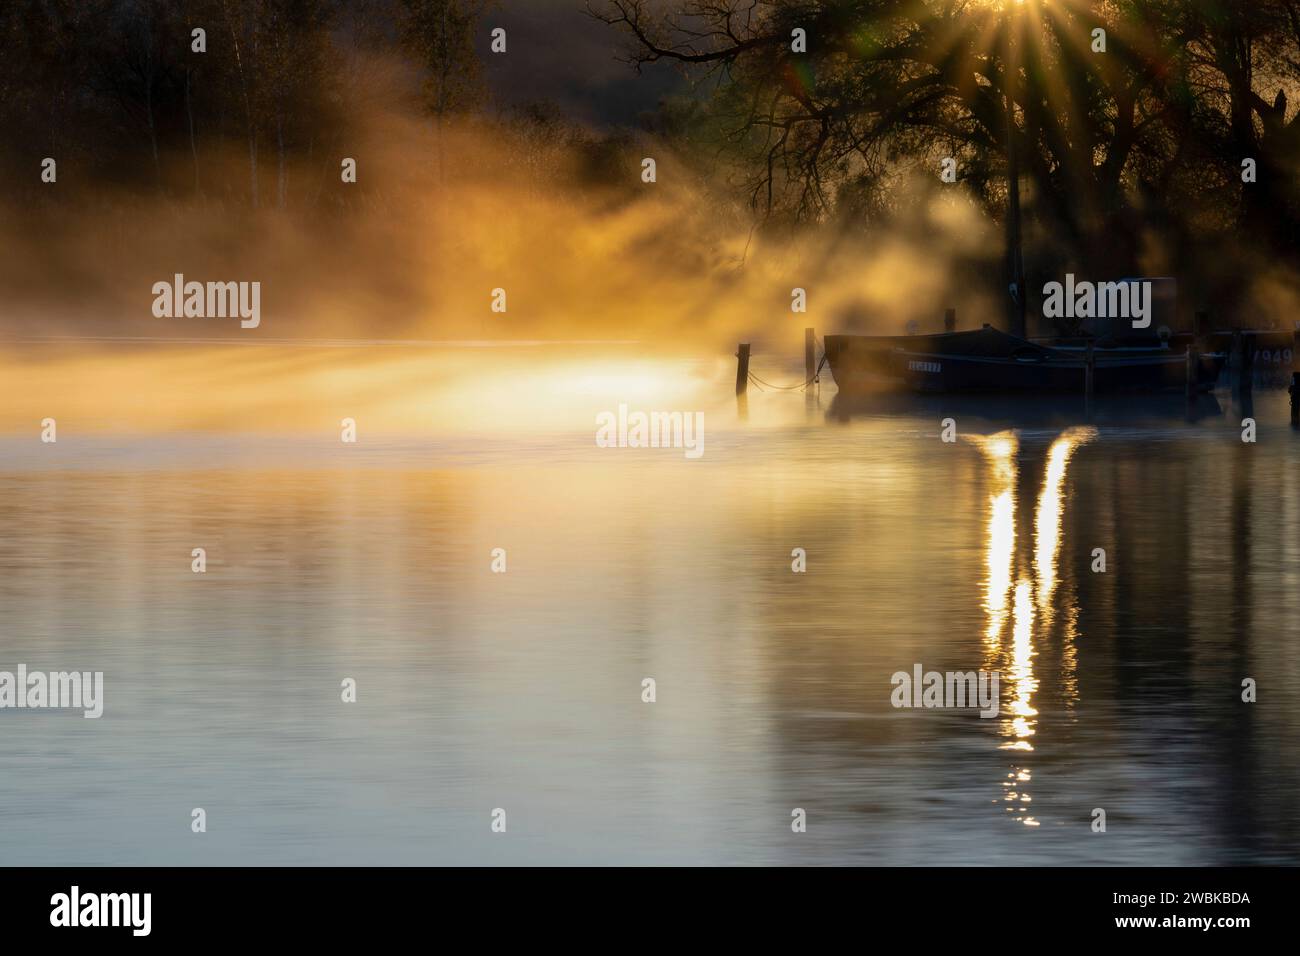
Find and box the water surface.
[1,346,1297,864]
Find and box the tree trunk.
[277,111,286,209]
[145,48,161,188]
[249,133,259,209]
[224,5,259,209]
[186,65,200,196]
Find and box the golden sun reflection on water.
[968,431,1019,647]
[1035,431,1086,615]
[977,427,1095,827]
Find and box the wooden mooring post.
[735,343,751,396]
[1228,329,1255,399]
[1084,340,1095,414]
[1185,343,1198,404]
[1227,330,1238,395]
[805,328,815,385]
[1241,332,1255,397]
[1227,330,1255,420]
[1293,323,1300,427]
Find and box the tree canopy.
[591,0,1300,278]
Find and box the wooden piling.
[1293,324,1299,428]
[805,328,815,385]
[1193,310,1208,352]
[735,343,751,396]
[1084,341,1095,411]
[1229,330,1242,396]
[1185,344,1197,403]
[944,308,956,333]
[1240,331,1255,398]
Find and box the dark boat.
[817,79,1285,399]
[824,325,1225,395]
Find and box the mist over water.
[0,73,1011,348]
[2,348,1297,865]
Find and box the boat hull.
[824,328,1224,395]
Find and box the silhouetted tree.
[398,0,491,180]
[591,0,1299,278]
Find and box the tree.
[261,0,335,208]
[590,1,1299,282]
[220,0,269,207]
[398,0,491,180]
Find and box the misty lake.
[1,344,1297,864]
